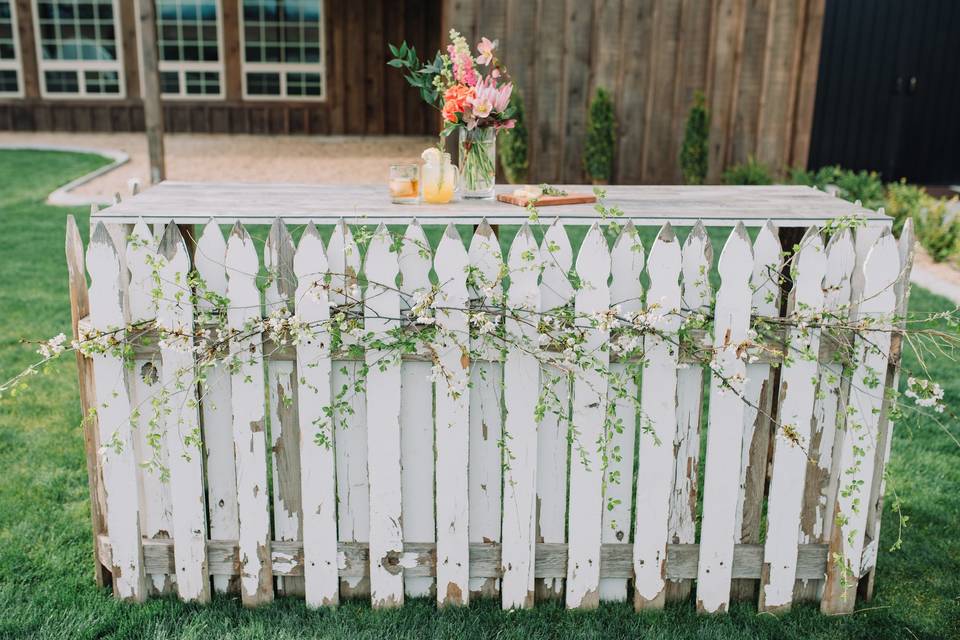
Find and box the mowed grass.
[0,149,957,639]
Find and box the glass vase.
[458,127,496,199]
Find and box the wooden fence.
[442,0,827,183]
[67,213,913,615]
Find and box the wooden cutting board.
[496,192,597,207]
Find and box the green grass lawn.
[0,150,957,639]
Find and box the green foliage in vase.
[498,89,528,184]
[386,41,443,107]
[583,88,616,184]
[722,156,773,185]
[679,91,709,185]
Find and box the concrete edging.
[0,143,130,207]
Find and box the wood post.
[65,214,111,588]
[138,0,166,185]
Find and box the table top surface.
[91,182,891,227]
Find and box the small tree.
[680,91,709,185]
[498,89,528,184]
[584,88,616,184]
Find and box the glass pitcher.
[421,150,458,204]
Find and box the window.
[33,0,124,98]
[240,0,325,100]
[141,0,223,99]
[0,0,23,97]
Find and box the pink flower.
[476,37,497,65]
[492,82,512,113]
[468,79,498,118]
[449,45,478,86]
[471,97,493,118]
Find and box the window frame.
[0,0,25,98]
[238,0,326,102]
[136,0,225,101]
[32,0,126,100]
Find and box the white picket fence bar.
[69,204,912,615]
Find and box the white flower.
[904,377,946,413]
[38,333,67,358]
[591,306,621,332]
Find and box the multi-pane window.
[33,0,124,97]
[240,0,325,100]
[148,0,223,98]
[0,0,22,96]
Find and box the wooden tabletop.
[92,183,890,227]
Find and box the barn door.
[809,0,960,185]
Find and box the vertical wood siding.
[439,0,825,182]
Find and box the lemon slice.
[421,147,442,165]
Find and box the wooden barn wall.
[443,0,826,183]
[0,0,440,136]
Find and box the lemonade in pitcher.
[421,147,457,204]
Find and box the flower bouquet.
[388,30,515,199]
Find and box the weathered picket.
[467,221,504,601]
[73,213,911,616]
[535,219,573,601]
[633,224,681,609]
[194,220,239,596]
[398,220,435,601]
[667,221,711,602]
[602,222,643,603]
[501,224,540,609]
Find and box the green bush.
[722,156,773,185]
[788,164,960,262]
[833,168,885,210]
[885,179,928,235]
[789,165,885,209]
[583,88,616,183]
[912,196,960,263]
[679,91,709,185]
[498,90,528,184]
[789,165,836,190]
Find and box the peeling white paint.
[88,222,145,601]
[696,223,753,613]
[433,224,470,607]
[502,224,540,609]
[536,219,574,602]
[760,228,826,611]
[294,223,339,607]
[633,224,681,608]
[365,225,405,608]
[226,223,273,605]
[566,224,609,610]
[195,220,238,595]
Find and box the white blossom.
[905,377,946,413]
[37,333,67,358]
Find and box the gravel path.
[911,248,960,306]
[0,132,434,201]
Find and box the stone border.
[0,143,129,207]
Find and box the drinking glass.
[389,164,419,204]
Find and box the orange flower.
[442,84,474,122]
